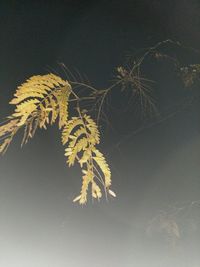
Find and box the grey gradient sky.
[0,1,200,266]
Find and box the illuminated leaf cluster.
[62,113,111,204]
[0,73,114,204]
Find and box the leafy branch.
[1,40,200,204]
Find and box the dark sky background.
[0,1,200,266]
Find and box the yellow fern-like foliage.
[0,119,19,154]
[10,74,71,128]
[0,73,115,204]
[62,113,112,204]
[0,74,71,151]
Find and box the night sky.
[0,1,200,266]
